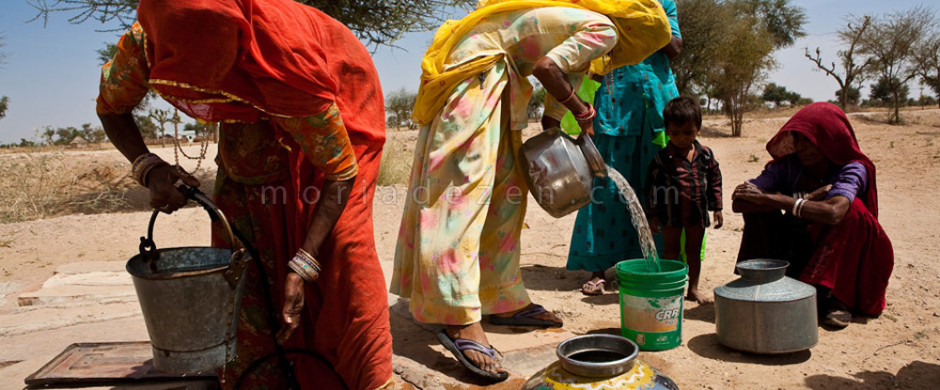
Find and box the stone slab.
[55,261,128,275]
[18,284,137,307]
[0,281,20,301]
[0,302,142,337]
[42,271,132,288]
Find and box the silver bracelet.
[791,198,804,217]
[795,198,807,218]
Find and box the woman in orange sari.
[96,0,392,388]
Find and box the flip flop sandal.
[489,304,563,328]
[581,279,606,296]
[436,330,509,382]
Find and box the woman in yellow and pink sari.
[391,0,671,381]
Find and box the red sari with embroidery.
[98,0,392,388]
[740,103,894,316]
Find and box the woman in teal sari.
[567,0,682,295]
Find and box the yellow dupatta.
[412,0,672,125]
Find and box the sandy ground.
[2,108,940,389]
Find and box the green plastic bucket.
[616,259,689,351]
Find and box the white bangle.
[796,198,807,217]
[792,198,804,217]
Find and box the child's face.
[666,121,699,150]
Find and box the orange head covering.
[137,0,338,122]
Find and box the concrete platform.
[0,302,141,337]
[17,285,137,307]
[17,263,135,307]
[2,261,572,389]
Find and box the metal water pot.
[520,127,607,218]
[523,334,679,389]
[714,259,818,354]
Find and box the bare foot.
[493,303,564,326]
[686,288,713,304]
[446,323,506,376]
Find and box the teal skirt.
[567,132,664,271]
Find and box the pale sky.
[0,0,933,144]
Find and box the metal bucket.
[521,127,607,218]
[126,190,251,374]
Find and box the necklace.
[602,56,614,118]
[172,109,210,172]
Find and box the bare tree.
[913,32,940,108]
[0,34,8,121]
[385,88,417,130]
[805,15,873,111]
[0,96,8,121]
[858,7,936,124]
[148,108,171,147]
[0,33,7,64]
[170,109,182,137]
[41,126,55,145]
[80,123,107,143]
[27,0,476,49]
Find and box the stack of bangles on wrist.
[575,104,597,123]
[131,153,170,187]
[792,198,807,218]
[288,248,321,282]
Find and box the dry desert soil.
[1,108,939,389]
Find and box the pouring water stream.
[606,165,661,273]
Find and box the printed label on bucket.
[622,295,682,333]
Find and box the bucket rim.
[127,246,233,280]
[615,259,688,279]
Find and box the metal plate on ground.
[24,342,218,389]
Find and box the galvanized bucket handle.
[138,185,250,287]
